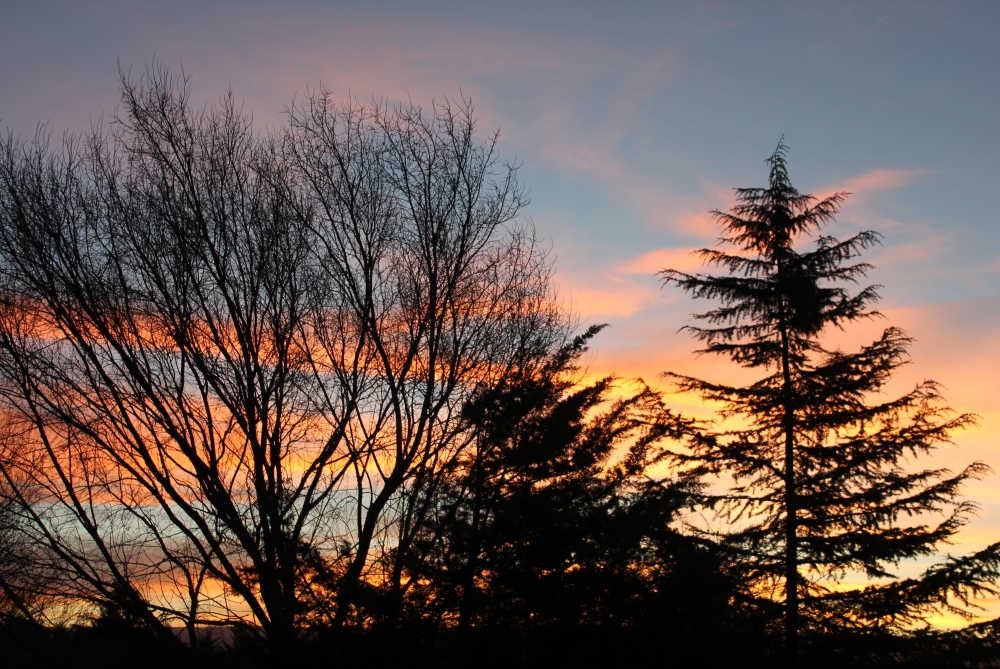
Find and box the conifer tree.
[396,327,756,664]
[660,141,1000,665]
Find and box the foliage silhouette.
[394,326,766,665]
[0,62,998,667]
[660,140,1000,665]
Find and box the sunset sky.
[3,0,999,620]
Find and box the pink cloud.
[557,244,728,321]
[817,168,939,202]
[560,281,660,319]
[868,231,952,266]
[621,246,706,275]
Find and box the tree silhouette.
[3,64,1000,667]
[389,327,766,666]
[0,63,566,653]
[660,141,1000,665]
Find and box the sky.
[2,0,999,622]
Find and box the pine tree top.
[660,140,882,367]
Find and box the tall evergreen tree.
[660,141,1000,665]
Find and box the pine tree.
[660,141,1000,665]
[397,328,759,664]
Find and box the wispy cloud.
[818,168,939,202]
[621,246,705,275]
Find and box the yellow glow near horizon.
[561,227,1000,628]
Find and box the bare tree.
[0,445,47,624]
[282,89,566,626]
[0,64,566,649]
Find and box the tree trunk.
[778,287,798,668]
